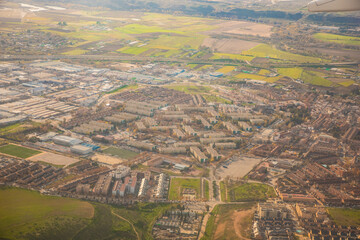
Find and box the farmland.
[0,144,41,159]
[0,187,94,240]
[102,147,139,160]
[314,33,360,46]
[168,177,202,200]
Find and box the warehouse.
[53,135,83,146]
[71,145,93,155]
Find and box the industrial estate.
[0,0,360,240]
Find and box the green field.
[216,66,236,74]
[202,95,232,104]
[0,144,41,158]
[112,202,173,240]
[168,178,202,200]
[227,182,276,202]
[301,71,334,87]
[166,84,212,94]
[243,44,322,63]
[327,208,360,227]
[314,33,360,46]
[0,187,94,240]
[204,179,210,201]
[220,181,227,202]
[277,67,303,79]
[102,147,139,159]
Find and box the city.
[0,0,359,240]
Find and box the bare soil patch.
[92,153,125,165]
[28,152,80,167]
[202,37,260,54]
[206,21,273,38]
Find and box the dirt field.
[28,152,80,167]
[216,156,262,179]
[92,153,125,165]
[207,21,273,37]
[202,37,260,54]
[213,206,255,240]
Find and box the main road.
[1,54,359,67]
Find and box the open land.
[216,156,262,179]
[28,152,80,167]
[0,144,41,159]
[168,177,202,200]
[102,147,139,160]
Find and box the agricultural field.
[202,38,260,54]
[277,67,303,79]
[0,187,94,240]
[314,33,360,46]
[168,177,202,200]
[243,44,323,63]
[224,182,276,202]
[216,66,236,74]
[201,203,255,240]
[0,144,41,159]
[327,208,360,227]
[102,147,139,160]
[301,70,334,87]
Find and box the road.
[1,54,359,67]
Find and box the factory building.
[53,135,83,146]
[71,145,93,155]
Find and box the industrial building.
[53,135,83,146]
[71,145,93,155]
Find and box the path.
[111,210,141,240]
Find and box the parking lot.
[215,155,262,179]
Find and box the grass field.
[314,33,360,46]
[227,182,276,202]
[301,71,334,87]
[211,53,254,62]
[168,178,202,200]
[220,181,227,202]
[102,147,139,160]
[339,80,355,87]
[0,144,41,158]
[203,95,232,104]
[243,44,322,63]
[166,85,212,94]
[277,67,303,79]
[327,208,360,227]
[216,66,236,74]
[112,202,173,240]
[201,203,255,240]
[0,187,94,240]
[235,73,266,80]
[204,179,210,201]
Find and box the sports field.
[102,147,139,160]
[168,177,202,200]
[0,187,94,240]
[0,144,41,159]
